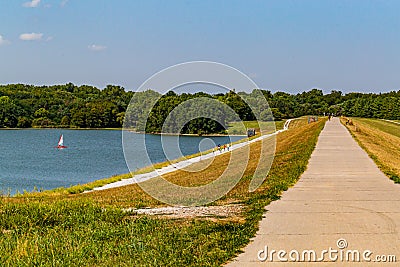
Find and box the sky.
[0,0,399,94]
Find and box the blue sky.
[0,0,399,93]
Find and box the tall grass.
[0,200,253,266]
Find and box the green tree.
[0,96,18,127]
[60,115,70,127]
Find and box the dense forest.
[1,83,400,133]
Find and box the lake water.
[0,129,244,195]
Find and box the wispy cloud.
[23,0,41,8]
[60,0,69,7]
[88,44,107,51]
[19,33,43,41]
[249,73,258,79]
[0,35,11,46]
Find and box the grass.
[1,117,326,266]
[341,117,400,183]
[381,119,400,127]
[227,120,284,135]
[0,200,248,266]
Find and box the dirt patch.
[126,204,244,220]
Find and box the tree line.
[1,83,399,133]
[0,83,133,128]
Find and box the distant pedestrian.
[227,143,230,151]
[223,144,226,151]
[328,114,331,121]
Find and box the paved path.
[227,117,400,266]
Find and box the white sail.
[58,134,64,146]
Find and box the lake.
[0,129,244,195]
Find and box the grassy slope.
[227,120,284,135]
[0,118,325,266]
[341,118,400,183]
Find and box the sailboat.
[55,134,68,149]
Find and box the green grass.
[227,120,284,135]
[356,119,400,138]
[0,200,248,266]
[1,117,326,266]
[342,117,400,183]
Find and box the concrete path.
[227,117,400,266]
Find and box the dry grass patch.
[341,117,400,183]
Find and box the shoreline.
[86,119,294,193]
[3,120,290,196]
[125,130,248,137]
[0,127,122,131]
[1,127,250,136]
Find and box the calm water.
[0,130,243,195]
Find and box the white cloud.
[23,0,41,8]
[88,44,107,51]
[60,0,69,7]
[0,35,10,46]
[19,33,43,41]
[46,36,54,41]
